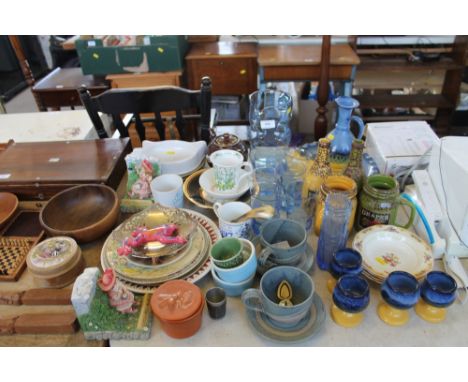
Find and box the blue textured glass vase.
[316,193,352,271]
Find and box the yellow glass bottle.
[302,138,332,200]
[314,175,358,236]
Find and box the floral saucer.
[199,168,251,201]
[245,293,325,344]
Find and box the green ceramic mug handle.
[389,197,416,229]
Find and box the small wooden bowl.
[39,184,119,243]
[0,192,19,230]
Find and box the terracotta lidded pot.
[26,236,84,288]
[151,280,204,339]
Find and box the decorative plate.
[245,294,326,344]
[101,208,220,294]
[183,169,250,210]
[352,225,433,282]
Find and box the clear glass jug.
[248,89,292,148]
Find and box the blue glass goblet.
[331,275,370,328]
[327,248,363,293]
[378,271,420,326]
[415,271,457,323]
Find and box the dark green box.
[75,35,188,75]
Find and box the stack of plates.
[101,206,220,293]
[352,225,434,284]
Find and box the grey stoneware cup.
[205,287,227,319]
[258,218,307,267]
[241,266,315,329]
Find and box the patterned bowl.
[381,271,420,309]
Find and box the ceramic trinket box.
[151,279,204,339]
[27,236,84,288]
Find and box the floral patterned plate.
[352,225,433,283]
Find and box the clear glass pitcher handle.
[351,115,365,139]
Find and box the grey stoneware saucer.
[253,236,315,275]
[245,293,326,344]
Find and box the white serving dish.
[199,168,251,201]
[352,224,433,282]
[142,140,207,175]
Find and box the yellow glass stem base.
[377,302,410,326]
[331,303,364,328]
[327,278,337,293]
[415,300,447,323]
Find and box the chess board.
[0,211,45,281]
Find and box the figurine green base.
[120,197,154,214]
[72,268,152,341]
[78,289,152,341]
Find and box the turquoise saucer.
[245,293,326,344]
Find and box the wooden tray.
[0,138,131,200]
[0,210,45,281]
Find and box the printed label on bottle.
[358,207,390,228]
[260,120,276,129]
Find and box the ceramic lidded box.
[27,236,84,288]
[151,280,204,339]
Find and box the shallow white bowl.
[142,140,206,175]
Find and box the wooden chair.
[79,77,212,143]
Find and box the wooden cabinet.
[186,42,258,95]
[106,71,182,88]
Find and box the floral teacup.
[210,150,253,193]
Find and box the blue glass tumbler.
[316,193,352,271]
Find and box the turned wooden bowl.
[0,192,19,230]
[39,184,119,243]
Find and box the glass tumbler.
[250,167,281,235]
[316,193,352,271]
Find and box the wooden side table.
[186,42,258,95]
[106,71,183,89]
[32,67,109,111]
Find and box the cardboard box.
[365,121,440,176]
[75,35,188,75]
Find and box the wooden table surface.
[258,44,360,82]
[258,44,360,66]
[0,177,130,346]
[185,42,257,60]
[33,67,108,92]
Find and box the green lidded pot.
[355,174,416,231]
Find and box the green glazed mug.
[355,174,416,231]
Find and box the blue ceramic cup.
[241,266,314,329]
[259,219,307,266]
[381,271,420,309]
[421,271,457,308]
[330,248,363,280]
[212,239,257,283]
[333,275,370,313]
